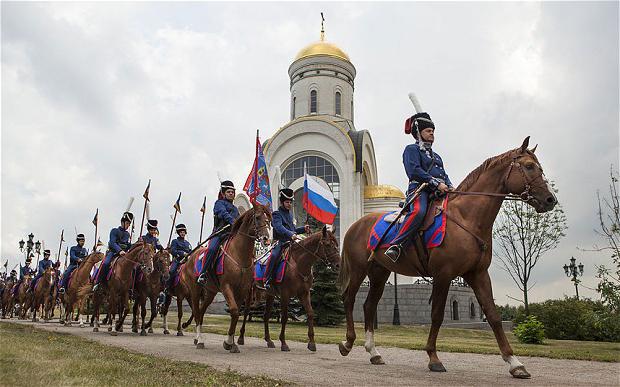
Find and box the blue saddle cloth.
[253,249,289,283]
[368,198,448,250]
[192,238,229,278]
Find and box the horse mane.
[456,148,517,191]
[229,207,254,235]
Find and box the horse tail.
[182,313,194,329]
[338,249,351,296]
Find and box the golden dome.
[294,40,351,62]
[364,185,406,200]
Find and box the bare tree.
[493,184,567,315]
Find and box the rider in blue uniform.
[59,234,88,294]
[13,257,32,296]
[141,220,164,251]
[384,112,453,262]
[259,188,310,290]
[197,180,240,285]
[162,224,192,302]
[93,211,133,292]
[28,249,52,292]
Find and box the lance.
[56,230,65,267]
[63,247,69,271]
[137,180,151,241]
[167,192,182,248]
[199,196,207,242]
[92,208,99,252]
[37,241,45,267]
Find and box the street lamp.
[563,256,584,299]
[392,272,400,325]
[18,233,36,263]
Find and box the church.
[258,26,405,241]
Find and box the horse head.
[504,136,558,213]
[251,203,272,247]
[317,225,340,270]
[154,250,172,282]
[131,241,155,274]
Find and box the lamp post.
[392,272,400,325]
[563,256,584,299]
[19,233,37,266]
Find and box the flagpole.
[303,162,310,226]
[57,230,64,266]
[93,208,99,253]
[138,179,151,239]
[63,247,69,271]
[167,192,181,248]
[199,196,206,242]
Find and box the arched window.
[470,302,476,319]
[291,97,296,120]
[310,90,318,113]
[452,300,459,320]
[335,92,342,115]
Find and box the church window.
[470,302,476,319]
[291,97,296,120]
[310,90,318,113]
[452,300,460,320]
[335,92,342,115]
[316,70,320,74]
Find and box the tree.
[492,183,567,315]
[594,167,620,312]
[311,259,345,326]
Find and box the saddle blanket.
[89,259,118,282]
[253,247,290,283]
[368,197,448,250]
[191,238,231,279]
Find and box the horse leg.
[279,295,290,352]
[237,291,252,345]
[263,294,275,348]
[117,295,130,332]
[194,291,215,349]
[174,295,183,336]
[147,296,156,333]
[300,290,316,352]
[221,286,241,353]
[464,270,531,379]
[140,298,148,336]
[131,298,139,333]
[424,277,451,372]
[363,263,391,365]
[338,255,366,356]
[92,296,100,332]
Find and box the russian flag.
[302,172,338,225]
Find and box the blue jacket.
[20,265,31,279]
[272,206,305,243]
[108,226,131,254]
[38,258,52,276]
[69,245,88,266]
[403,143,452,194]
[142,233,164,251]
[170,237,192,260]
[213,199,239,232]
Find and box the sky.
[2,2,618,305]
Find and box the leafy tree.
[311,259,344,326]
[492,183,567,315]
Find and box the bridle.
[291,234,339,269]
[121,243,153,272]
[235,208,271,243]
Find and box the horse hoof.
[148,328,153,334]
[196,342,205,349]
[510,366,531,379]
[80,324,85,328]
[193,338,197,345]
[132,327,138,333]
[370,355,385,365]
[307,342,316,352]
[281,344,290,352]
[118,327,124,332]
[338,342,351,356]
[267,341,275,349]
[163,330,170,335]
[237,337,244,345]
[93,327,99,332]
[140,330,147,336]
[107,327,112,332]
[177,331,184,337]
[428,362,446,372]
[110,331,118,336]
[223,341,232,350]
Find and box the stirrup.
[197,274,207,285]
[58,287,66,294]
[384,245,402,262]
[255,281,267,290]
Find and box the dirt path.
[5,320,619,386]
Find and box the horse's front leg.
[237,291,252,345]
[300,290,316,352]
[146,296,156,333]
[279,295,290,352]
[221,285,241,353]
[131,298,139,333]
[140,297,148,336]
[464,270,531,379]
[263,294,275,348]
[425,277,451,372]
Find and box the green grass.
[0,322,287,386]
[170,315,620,363]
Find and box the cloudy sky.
[2,2,618,305]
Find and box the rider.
[259,188,310,290]
[14,257,32,296]
[59,234,88,294]
[197,180,239,285]
[162,224,192,303]
[28,249,52,293]
[384,112,453,262]
[1,270,17,298]
[93,211,133,292]
[141,220,164,251]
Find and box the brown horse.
[13,276,33,319]
[238,226,341,352]
[132,249,171,336]
[159,256,196,336]
[31,267,57,322]
[90,242,155,335]
[1,276,17,318]
[185,204,271,352]
[338,137,557,379]
[61,252,103,327]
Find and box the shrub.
[513,315,545,344]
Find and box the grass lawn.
[166,314,620,363]
[0,322,286,386]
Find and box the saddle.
[420,197,447,231]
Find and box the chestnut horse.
[61,252,103,327]
[238,226,341,352]
[159,256,196,336]
[31,267,57,322]
[338,138,557,379]
[90,242,155,335]
[132,250,171,335]
[187,204,271,352]
[13,276,33,319]
[1,276,17,318]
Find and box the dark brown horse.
[31,267,57,322]
[238,226,340,352]
[160,255,196,336]
[90,242,155,334]
[61,252,103,327]
[1,276,17,318]
[13,276,33,319]
[132,249,171,335]
[188,204,271,352]
[338,138,557,379]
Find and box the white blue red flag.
[244,131,273,210]
[303,171,338,225]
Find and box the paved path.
[5,320,619,386]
